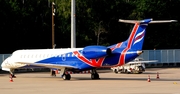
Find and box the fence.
[138,49,180,67]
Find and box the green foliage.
[0,0,180,53]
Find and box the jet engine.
[82,46,112,59]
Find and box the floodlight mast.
[52,1,55,49]
[71,0,76,48]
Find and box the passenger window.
[46,54,49,57]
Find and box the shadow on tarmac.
[72,77,180,81]
[1,73,179,82]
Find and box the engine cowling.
[82,46,112,59]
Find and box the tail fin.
[122,19,152,50]
[119,18,177,50]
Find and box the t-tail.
[117,18,177,50]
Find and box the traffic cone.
[9,76,13,82]
[147,75,151,82]
[156,72,160,79]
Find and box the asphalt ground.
[0,68,180,94]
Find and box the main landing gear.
[91,69,100,80]
[60,68,71,80]
[62,73,71,80]
[59,68,100,80]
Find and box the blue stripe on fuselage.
[35,51,94,70]
[34,48,139,70]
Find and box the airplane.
[1,18,177,80]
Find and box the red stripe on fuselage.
[110,42,122,51]
[73,51,105,67]
[110,47,115,51]
[73,51,95,67]
[116,42,122,48]
[117,23,139,66]
[91,58,105,67]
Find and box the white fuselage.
[1,48,83,71]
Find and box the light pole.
[71,0,76,48]
[52,1,55,49]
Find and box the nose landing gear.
[10,69,16,78]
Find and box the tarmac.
[0,68,180,94]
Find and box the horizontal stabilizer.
[149,20,177,23]
[119,19,177,24]
[127,60,158,64]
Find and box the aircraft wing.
[16,62,78,69]
[127,60,158,64]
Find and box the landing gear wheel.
[62,74,71,80]
[10,74,16,78]
[10,69,16,78]
[91,73,100,79]
[114,69,118,74]
[12,74,16,78]
[91,69,100,80]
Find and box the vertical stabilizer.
[122,19,152,50]
[108,19,177,50]
[118,19,177,50]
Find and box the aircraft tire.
[91,74,95,79]
[62,74,71,80]
[91,73,100,80]
[114,69,118,74]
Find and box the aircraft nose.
[1,59,7,68]
[1,57,10,68]
[137,50,143,55]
